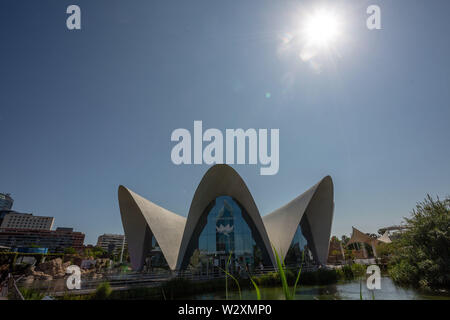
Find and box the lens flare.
[302,9,342,48]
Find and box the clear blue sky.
[1,0,449,245]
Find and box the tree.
[64,247,77,255]
[341,235,350,246]
[388,195,450,290]
[376,242,393,260]
[84,246,107,259]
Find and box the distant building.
[327,236,345,264]
[377,225,407,241]
[0,227,85,253]
[97,234,127,255]
[0,209,13,226]
[0,212,54,230]
[0,193,13,210]
[346,226,392,259]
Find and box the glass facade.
[184,196,270,273]
[284,217,318,267]
[0,193,13,210]
[143,232,169,271]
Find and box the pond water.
[192,277,450,300]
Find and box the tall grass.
[218,251,262,300]
[18,287,45,300]
[249,277,261,300]
[359,279,363,300]
[218,252,242,300]
[272,246,304,300]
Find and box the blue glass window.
[285,219,317,266]
[185,196,269,273]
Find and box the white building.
[0,213,54,231]
[118,164,334,271]
[97,234,127,255]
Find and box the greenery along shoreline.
[54,263,367,300]
[16,194,449,300]
[386,195,450,291]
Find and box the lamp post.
[119,236,125,264]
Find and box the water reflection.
[192,277,450,300]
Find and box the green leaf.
[249,277,261,300]
[292,250,305,298]
[273,245,292,300]
[359,279,363,300]
[218,265,242,300]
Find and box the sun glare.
[302,9,342,47]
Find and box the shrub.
[19,287,45,300]
[93,282,112,300]
[254,268,339,287]
[316,269,338,284]
[388,195,450,290]
[350,263,366,278]
[334,264,367,281]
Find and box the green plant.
[272,246,304,300]
[249,277,261,300]
[339,265,354,280]
[93,282,112,300]
[218,252,241,300]
[64,247,77,255]
[388,195,450,290]
[273,246,291,299]
[19,287,45,300]
[291,251,304,296]
[359,279,363,300]
[351,263,366,278]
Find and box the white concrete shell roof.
[377,231,392,244]
[118,165,334,271]
[346,227,392,247]
[262,176,334,265]
[118,186,186,270]
[175,164,275,269]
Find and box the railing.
[0,278,8,298]
[0,274,25,300]
[15,263,322,296]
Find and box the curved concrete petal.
[262,176,334,265]
[176,164,275,270]
[118,186,186,270]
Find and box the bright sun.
[302,9,342,47]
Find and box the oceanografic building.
[118,165,334,272]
